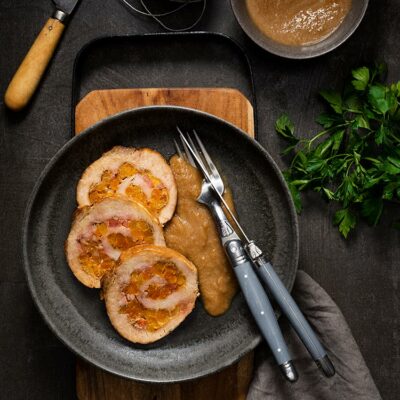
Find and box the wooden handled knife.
[4,0,80,111]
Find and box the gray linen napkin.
[247,270,382,400]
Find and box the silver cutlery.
[177,128,335,379]
[176,130,298,382]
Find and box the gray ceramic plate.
[23,106,298,382]
[231,0,368,59]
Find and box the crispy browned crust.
[76,146,177,225]
[102,245,199,344]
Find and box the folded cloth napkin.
[247,270,382,400]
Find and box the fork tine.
[192,129,223,182]
[176,126,184,136]
[173,139,185,159]
[176,127,196,166]
[177,128,197,167]
[192,130,225,195]
[180,132,216,185]
[181,138,196,167]
[186,133,210,173]
[180,131,210,173]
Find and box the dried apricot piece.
[118,162,137,179]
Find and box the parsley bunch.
[275,64,400,238]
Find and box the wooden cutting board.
[75,87,255,400]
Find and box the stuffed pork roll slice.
[65,198,165,288]
[76,146,177,225]
[103,245,198,344]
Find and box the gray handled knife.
[4,0,80,111]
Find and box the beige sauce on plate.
[246,0,352,46]
[164,156,238,316]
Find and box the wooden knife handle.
[4,18,65,111]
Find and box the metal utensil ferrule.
[207,200,238,239]
[52,9,69,23]
[246,240,263,259]
[225,240,247,266]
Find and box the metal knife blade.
[52,0,80,16]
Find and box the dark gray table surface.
[1,0,399,399]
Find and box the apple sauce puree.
[246,0,352,46]
[164,156,238,316]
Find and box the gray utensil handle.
[256,258,333,370]
[225,245,292,366]
[205,201,297,380]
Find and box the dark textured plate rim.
[230,0,369,59]
[22,105,299,382]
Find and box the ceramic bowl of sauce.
[231,0,368,59]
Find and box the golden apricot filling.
[79,241,115,278]
[124,262,186,298]
[120,300,179,332]
[88,163,169,216]
[78,219,154,278]
[120,262,186,331]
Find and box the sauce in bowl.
[246,0,352,46]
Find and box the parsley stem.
[345,161,354,176]
[389,132,400,143]
[325,154,353,162]
[307,124,350,150]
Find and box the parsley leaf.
[320,90,343,114]
[361,198,384,226]
[352,67,370,91]
[368,85,390,114]
[275,63,400,238]
[316,113,339,128]
[334,208,357,238]
[375,125,387,145]
[275,114,298,144]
